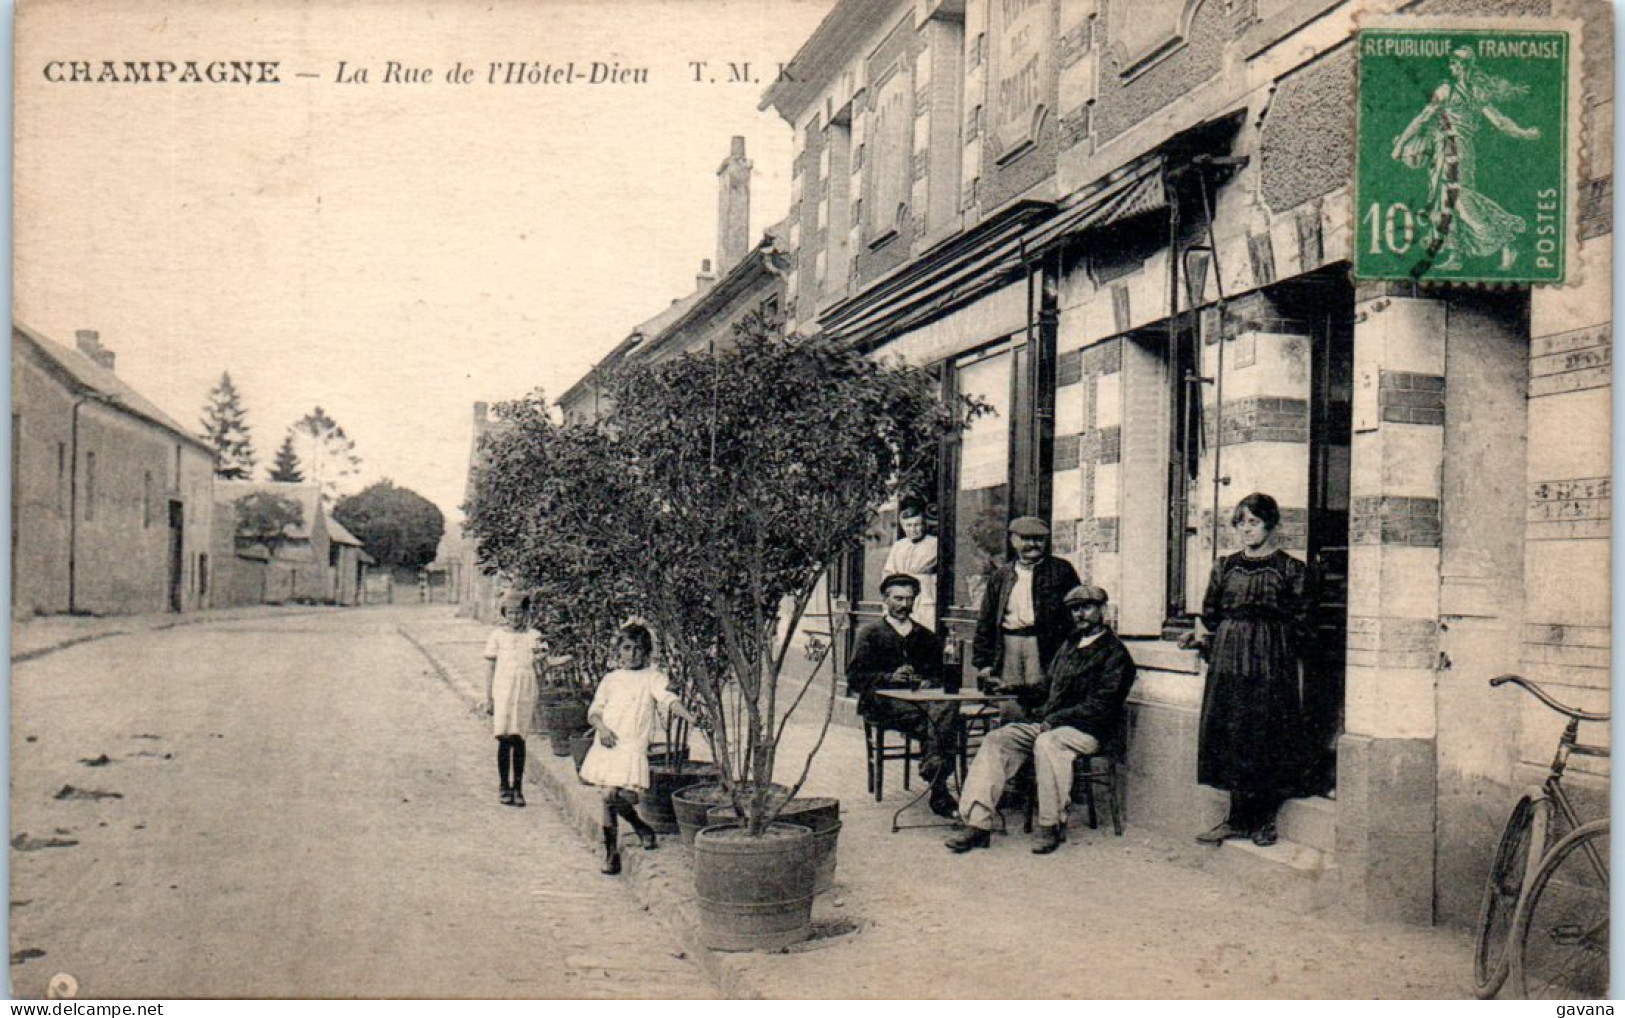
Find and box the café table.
[874,687,1015,832]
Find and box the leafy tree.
[233,492,304,556]
[268,434,304,483]
[199,372,257,480]
[288,406,361,500]
[606,312,980,832]
[465,311,982,833]
[464,397,647,697]
[333,480,446,573]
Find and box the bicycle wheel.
[1511,819,1609,999]
[1474,794,1551,997]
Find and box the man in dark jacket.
[947,584,1136,854]
[971,516,1083,711]
[846,573,957,816]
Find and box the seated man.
[846,573,958,817]
[945,584,1136,854]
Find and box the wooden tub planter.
[638,761,720,835]
[692,821,818,952]
[671,782,790,847]
[708,796,840,895]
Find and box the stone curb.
[396,622,766,1000]
[11,606,332,664]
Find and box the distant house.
[213,480,348,605]
[326,517,373,606]
[12,323,216,617]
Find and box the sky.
[13,0,835,528]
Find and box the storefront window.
[951,344,1013,611]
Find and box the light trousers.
[999,634,1045,688]
[959,722,1100,829]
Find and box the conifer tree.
[198,372,257,480]
[268,434,304,483]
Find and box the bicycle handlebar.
[1490,673,1610,722]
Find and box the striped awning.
[823,157,1168,347]
[1021,156,1167,255]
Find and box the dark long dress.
[1197,548,1314,799]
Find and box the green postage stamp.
[1355,27,1570,285]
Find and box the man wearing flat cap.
[971,516,1084,713]
[846,572,957,817]
[947,584,1137,854]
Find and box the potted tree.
[604,314,979,950]
[464,401,647,757]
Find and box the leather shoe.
[929,792,959,819]
[945,827,991,853]
[1251,821,1279,847]
[1195,821,1246,845]
[1031,825,1065,854]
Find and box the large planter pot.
[543,699,589,757]
[673,782,789,847]
[693,822,817,952]
[708,796,840,895]
[569,730,596,772]
[531,687,571,735]
[639,760,719,835]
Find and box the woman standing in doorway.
[1188,492,1315,848]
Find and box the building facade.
[12,324,217,617]
[764,0,1611,925]
[213,481,342,605]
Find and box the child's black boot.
[600,826,621,875]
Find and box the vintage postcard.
[9,0,1613,1002]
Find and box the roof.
[326,518,365,547]
[759,0,902,121]
[555,283,713,410]
[636,229,790,363]
[13,322,214,454]
[215,480,324,540]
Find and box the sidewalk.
[11,604,335,663]
[400,612,1476,1000]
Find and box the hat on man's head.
[1008,516,1050,537]
[879,573,922,595]
[1063,584,1109,606]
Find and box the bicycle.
[1472,673,1609,999]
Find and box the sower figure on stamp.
[947,585,1136,853]
[846,573,958,818]
[1390,46,1541,273]
[970,516,1083,719]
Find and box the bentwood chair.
[863,718,921,802]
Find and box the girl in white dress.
[580,623,700,874]
[483,591,545,807]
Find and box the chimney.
[75,329,115,371]
[716,136,751,276]
[695,258,717,290]
[473,401,488,423]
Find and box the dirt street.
[9,607,714,999]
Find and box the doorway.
[167,501,184,612]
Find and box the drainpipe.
[66,398,85,613]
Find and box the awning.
[823,158,1170,347]
[821,201,1053,346]
[1020,156,1167,255]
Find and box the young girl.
[483,590,545,807]
[578,623,700,875]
